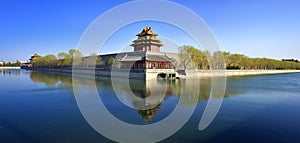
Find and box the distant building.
[29,53,41,63]
[21,53,42,68]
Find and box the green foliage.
[57,52,70,67]
[31,54,57,67]
[26,47,300,70]
[96,56,104,66]
[0,60,21,67]
[68,49,83,58]
[28,49,108,68]
[57,52,69,59]
[43,54,57,67]
[105,56,121,68]
[106,57,115,68]
[178,46,202,69]
[178,46,212,70]
[68,49,83,66]
[178,46,193,69]
[178,45,300,70]
[30,49,107,68]
[30,49,92,67]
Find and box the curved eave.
[136,33,158,37]
[131,43,164,47]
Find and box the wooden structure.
[118,27,174,70]
[29,53,41,63]
[131,27,164,52]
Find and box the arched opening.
[157,73,167,79]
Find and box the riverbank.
[21,67,300,80]
[0,67,20,69]
[196,70,300,77]
[21,67,146,79]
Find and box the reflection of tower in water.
[138,103,162,122]
[28,72,239,122]
[129,79,175,121]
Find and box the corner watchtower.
[131,27,164,52]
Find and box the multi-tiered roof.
[131,27,164,52]
[29,53,41,63]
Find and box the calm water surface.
[0,69,300,143]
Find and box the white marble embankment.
[20,67,300,80]
[0,67,21,69]
[196,70,300,77]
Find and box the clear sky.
[1,0,299,62]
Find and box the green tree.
[58,52,69,59]
[43,54,57,67]
[106,57,115,68]
[222,52,231,68]
[68,49,83,66]
[178,46,214,70]
[96,56,104,66]
[68,49,83,58]
[212,51,226,69]
[178,46,194,70]
[202,50,211,70]
[228,54,247,69]
[57,52,70,67]
[31,56,42,67]
[186,47,203,69]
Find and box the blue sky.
[0,0,299,61]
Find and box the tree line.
[30,49,115,68]
[179,46,300,70]
[28,47,300,70]
[0,61,21,67]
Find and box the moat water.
[0,69,300,143]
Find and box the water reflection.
[138,103,162,121]
[29,71,242,121]
[0,68,24,76]
[30,71,73,87]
